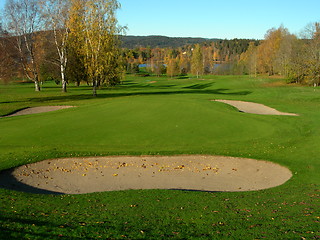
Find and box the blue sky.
[117,0,320,39]
[1,0,319,39]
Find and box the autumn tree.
[256,26,291,76]
[69,0,123,96]
[3,0,43,91]
[286,38,307,84]
[178,50,190,75]
[165,54,179,78]
[150,48,165,76]
[239,42,258,76]
[66,0,86,86]
[0,26,18,83]
[302,22,320,86]
[191,44,204,78]
[123,49,139,74]
[273,33,296,77]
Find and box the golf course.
[0,75,319,239]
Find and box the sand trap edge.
[212,100,299,116]
[0,155,293,195]
[0,106,75,118]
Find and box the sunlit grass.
[0,75,319,239]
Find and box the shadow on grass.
[183,82,214,89]
[21,89,251,104]
[0,169,64,195]
[0,167,223,195]
[0,215,77,239]
[176,76,189,79]
[0,78,252,105]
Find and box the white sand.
[0,155,292,194]
[213,100,298,116]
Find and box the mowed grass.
[0,75,319,239]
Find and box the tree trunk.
[93,80,97,97]
[62,80,67,92]
[61,65,67,92]
[34,80,40,91]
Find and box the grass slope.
[0,75,319,239]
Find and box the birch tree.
[69,0,123,96]
[303,22,320,86]
[165,56,179,78]
[191,44,204,78]
[3,0,43,91]
[239,42,258,77]
[39,0,70,92]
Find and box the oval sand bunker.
[0,155,292,194]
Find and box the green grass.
[0,75,319,239]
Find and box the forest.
[1,0,320,91]
[120,35,220,48]
[121,24,320,87]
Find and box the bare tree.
[3,0,43,91]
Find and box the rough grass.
[0,75,319,239]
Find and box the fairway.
[0,75,319,239]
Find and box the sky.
[116,0,320,39]
[0,0,319,39]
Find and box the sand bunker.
[1,106,74,118]
[0,155,292,194]
[213,100,298,116]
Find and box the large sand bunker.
[213,100,298,116]
[1,106,74,118]
[0,155,292,194]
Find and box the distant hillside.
[120,35,221,48]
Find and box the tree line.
[122,38,259,77]
[122,23,320,87]
[120,35,220,49]
[239,24,320,86]
[1,1,319,90]
[0,0,124,95]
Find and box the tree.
[286,38,308,84]
[3,0,43,91]
[150,48,165,76]
[257,26,291,76]
[302,22,320,86]
[191,44,204,78]
[285,22,320,85]
[273,33,296,77]
[0,29,18,83]
[239,42,258,77]
[39,0,71,92]
[178,50,190,75]
[69,0,124,96]
[165,55,179,78]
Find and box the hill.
[120,35,221,48]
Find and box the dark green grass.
[0,75,319,239]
